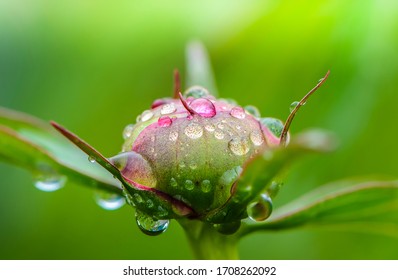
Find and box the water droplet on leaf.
[260,118,284,138]
[88,156,96,163]
[214,130,225,140]
[184,180,194,190]
[135,210,169,236]
[289,101,300,113]
[230,106,246,119]
[205,124,215,132]
[169,131,178,141]
[247,194,273,222]
[200,180,212,193]
[94,191,125,210]
[170,177,178,188]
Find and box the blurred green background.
[1,0,398,259]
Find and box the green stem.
[178,219,239,260]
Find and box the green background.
[1,0,397,259]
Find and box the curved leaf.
[239,180,398,238]
[0,106,121,194]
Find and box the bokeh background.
[1,0,398,259]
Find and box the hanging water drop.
[184,123,203,139]
[289,101,300,113]
[160,103,176,115]
[94,191,125,210]
[247,194,273,222]
[88,156,96,163]
[135,210,169,236]
[158,116,172,127]
[189,98,216,118]
[34,174,66,192]
[230,106,246,119]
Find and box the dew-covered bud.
[118,86,285,226]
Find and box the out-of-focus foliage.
[1,0,397,259]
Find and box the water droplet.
[146,199,154,208]
[184,86,210,98]
[170,177,178,188]
[184,180,194,190]
[260,118,284,138]
[289,101,300,112]
[205,124,215,132]
[200,180,212,193]
[217,123,224,129]
[160,103,176,115]
[189,163,197,170]
[34,174,66,192]
[122,124,135,139]
[88,156,96,163]
[189,98,216,118]
[250,130,264,146]
[133,193,143,204]
[158,116,172,127]
[184,123,203,139]
[169,131,178,141]
[135,210,169,236]
[179,162,186,169]
[140,110,154,122]
[244,105,261,118]
[228,137,250,156]
[214,130,225,140]
[230,106,246,119]
[247,194,273,222]
[236,125,241,130]
[94,191,125,210]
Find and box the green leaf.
[239,180,398,238]
[205,130,337,223]
[0,106,121,194]
[185,40,218,96]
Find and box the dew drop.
[200,180,212,193]
[184,86,210,98]
[133,193,143,204]
[244,105,261,118]
[160,103,176,115]
[217,123,224,129]
[228,137,250,156]
[135,210,169,236]
[184,123,203,139]
[214,130,225,140]
[140,110,154,122]
[170,177,178,188]
[205,124,215,132]
[250,130,264,146]
[230,106,246,119]
[247,194,273,222]
[260,118,284,138]
[289,101,300,112]
[184,180,195,191]
[88,156,96,163]
[169,131,179,141]
[158,116,172,127]
[122,124,135,140]
[94,191,125,210]
[34,174,66,192]
[189,98,216,118]
[189,163,197,170]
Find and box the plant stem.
[178,219,239,260]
